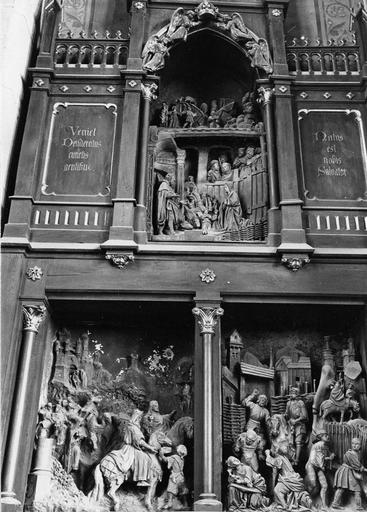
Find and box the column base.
[194,494,222,512]
[1,492,22,510]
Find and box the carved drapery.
[142,1,273,75]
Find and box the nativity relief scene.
[222,325,367,512]
[145,3,271,243]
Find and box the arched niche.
[147,28,269,243]
[157,28,257,109]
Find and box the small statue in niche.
[265,440,313,510]
[218,184,243,232]
[241,100,257,131]
[180,383,192,412]
[285,387,308,466]
[226,456,269,511]
[36,402,54,439]
[207,160,222,183]
[169,105,181,128]
[331,437,367,510]
[242,389,270,459]
[233,429,262,472]
[160,102,170,127]
[161,445,189,510]
[305,429,335,509]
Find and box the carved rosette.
[23,305,47,333]
[106,253,135,270]
[26,266,43,282]
[281,255,310,272]
[192,306,224,334]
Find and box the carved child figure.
[331,437,367,510]
[162,445,189,510]
[305,429,335,509]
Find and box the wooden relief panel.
[298,109,367,202]
[41,102,117,198]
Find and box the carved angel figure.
[165,8,191,42]
[226,13,258,42]
[142,35,169,73]
[246,39,273,74]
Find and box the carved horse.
[89,429,172,511]
[319,397,360,423]
[89,416,193,511]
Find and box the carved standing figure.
[207,160,221,183]
[285,387,308,465]
[219,184,243,232]
[156,173,181,235]
[331,437,367,510]
[305,429,335,509]
[242,389,270,457]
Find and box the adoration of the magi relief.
[144,2,272,243]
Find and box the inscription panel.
[41,102,117,198]
[298,109,367,202]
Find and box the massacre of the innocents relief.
[27,303,367,512]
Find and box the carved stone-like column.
[134,82,158,243]
[193,305,224,511]
[1,305,46,506]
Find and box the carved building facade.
[1,1,367,511]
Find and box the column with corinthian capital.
[193,303,224,511]
[134,81,159,243]
[1,304,47,506]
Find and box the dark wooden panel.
[298,109,367,203]
[41,102,118,198]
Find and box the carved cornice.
[141,83,158,102]
[281,255,310,272]
[192,306,224,334]
[106,253,135,269]
[23,305,47,333]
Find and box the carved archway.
[142,1,273,77]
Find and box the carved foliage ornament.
[26,266,43,281]
[106,253,135,269]
[281,255,310,272]
[23,305,47,333]
[142,1,273,75]
[141,83,158,102]
[192,306,224,334]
